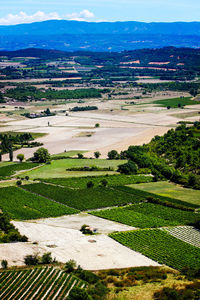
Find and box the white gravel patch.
[3,216,160,270]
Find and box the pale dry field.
[1,215,160,270]
[0,98,200,160]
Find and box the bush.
[87,181,94,188]
[24,254,39,266]
[1,260,8,269]
[117,161,138,175]
[68,287,91,300]
[32,147,50,163]
[41,252,53,264]
[16,180,22,186]
[65,259,77,273]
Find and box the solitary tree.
[9,148,13,162]
[65,260,76,273]
[107,150,118,160]
[94,151,101,159]
[95,123,100,128]
[33,148,50,163]
[17,154,25,162]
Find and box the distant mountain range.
[0,20,200,51]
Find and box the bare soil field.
[2,215,159,270]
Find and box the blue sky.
[0,0,199,25]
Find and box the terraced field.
[110,229,200,270]
[0,267,86,300]
[164,226,200,248]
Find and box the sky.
[0,0,199,25]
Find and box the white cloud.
[0,10,97,25]
[0,11,61,25]
[66,10,95,21]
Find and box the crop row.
[23,183,142,210]
[40,174,153,189]
[0,267,86,300]
[0,186,78,220]
[110,229,200,270]
[164,226,200,248]
[0,162,40,178]
[91,202,200,228]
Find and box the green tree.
[68,287,92,300]
[41,252,53,264]
[17,153,25,162]
[9,148,13,162]
[24,254,39,266]
[107,150,118,160]
[65,260,76,273]
[33,147,50,163]
[94,151,100,159]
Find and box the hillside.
[0,20,200,51]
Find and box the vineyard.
[164,226,200,248]
[41,174,153,189]
[0,186,78,220]
[22,183,142,210]
[91,202,200,228]
[110,229,200,270]
[0,267,86,299]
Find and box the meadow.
[22,158,126,179]
[153,97,199,107]
[129,181,200,206]
[0,162,41,179]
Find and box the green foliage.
[16,180,22,186]
[110,229,200,270]
[65,260,77,273]
[94,151,100,159]
[68,287,92,300]
[0,186,78,220]
[41,252,53,264]
[17,153,25,162]
[24,254,39,266]
[87,181,94,188]
[153,97,199,108]
[80,224,93,235]
[32,147,50,163]
[107,150,119,160]
[117,161,137,174]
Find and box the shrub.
[1,260,8,269]
[41,252,53,264]
[87,181,94,188]
[24,254,39,266]
[65,259,77,273]
[16,180,22,186]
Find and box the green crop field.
[110,229,200,270]
[0,186,78,220]
[23,183,142,210]
[0,162,41,179]
[129,181,200,206]
[153,97,199,108]
[91,202,200,228]
[22,158,126,179]
[0,267,85,300]
[41,174,152,189]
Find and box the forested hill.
[0,20,200,51]
[119,123,200,189]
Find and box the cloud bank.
[0,10,95,25]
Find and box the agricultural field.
[0,267,86,300]
[110,229,200,270]
[114,186,199,209]
[164,226,200,248]
[129,181,200,206]
[22,183,143,210]
[153,97,199,107]
[91,202,200,228]
[0,162,41,179]
[41,174,153,189]
[0,186,78,220]
[22,158,126,179]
